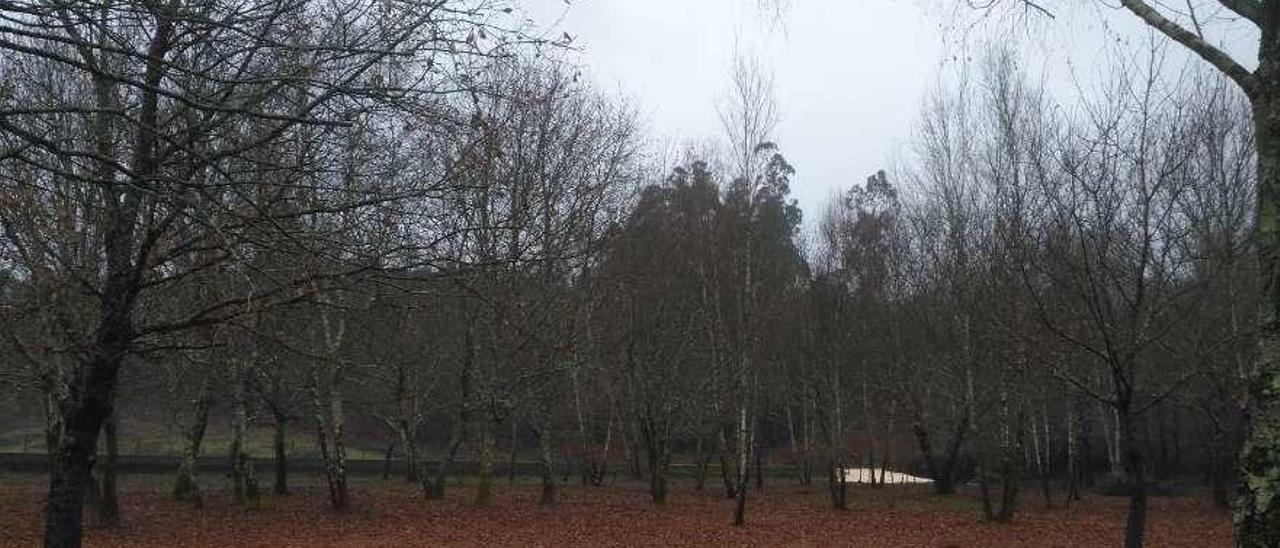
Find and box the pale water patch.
[842,468,933,484]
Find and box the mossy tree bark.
[1239,66,1280,546]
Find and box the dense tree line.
[0,2,1264,547]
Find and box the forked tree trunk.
[425,417,465,500]
[913,408,970,495]
[427,317,474,501]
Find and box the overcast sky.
[520,1,1258,230]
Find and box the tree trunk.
[1039,411,1053,509]
[734,478,748,526]
[1081,407,1096,487]
[647,443,668,505]
[427,327,473,501]
[912,419,941,490]
[754,441,764,491]
[939,411,971,494]
[1156,410,1171,481]
[42,13,166,545]
[314,293,348,511]
[627,426,644,481]
[230,360,252,506]
[1102,401,1124,479]
[537,425,557,506]
[43,356,122,548]
[425,417,465,500]
[45,416,103,548]
[382,442,395,480]
[914,408,969,495]
[733,404,751,526]
[96,410,120,527]
[1211,434,1230,510]
[403,431,419,483]
[273,412,288,495]
[786,405,809,487]
[641,418,668,505]
[827,457,847,511]
[508,419,519,485]
[977,460,995,522]
[317,388,349,512]
[996,413,1023,523]
[174,387,210,504]
[1067,401,1081,504]
[474,415,494,507]
[695,433,710,491]
[719,421,737,499]
[1170,406,1182,479]
[1120,403,1147,548]
[1238,80,1280,545]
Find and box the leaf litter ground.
[0,474,1229,547]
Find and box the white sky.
[520,1,1258,229]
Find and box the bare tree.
[0,1,527,544]
[985,1,1280,543]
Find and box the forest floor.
[0,473,1229,547]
